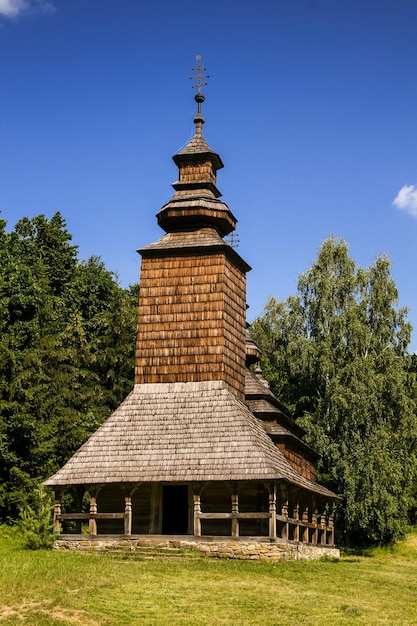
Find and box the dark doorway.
[162,485,189,534]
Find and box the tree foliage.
[250,236,417,545]
[0,213,137,522]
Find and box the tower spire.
[156,56,237,237]
[189,55,209,135]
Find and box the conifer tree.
[0,213,137,522]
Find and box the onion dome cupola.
[157,57,237,237]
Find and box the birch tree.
[251,236,417,544]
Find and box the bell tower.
[135,57,251,399]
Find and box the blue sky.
[1,0,417,351]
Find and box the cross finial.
[189,56,209,134]
[189,55,209,94]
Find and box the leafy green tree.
[250,236,417,545]
[0,213,137,522]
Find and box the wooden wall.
[276,442,316,481]
[135,251,247,398]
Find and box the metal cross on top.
[189,55,209,94]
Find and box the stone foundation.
[54,535,339,561]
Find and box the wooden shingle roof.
[139,227,251,273]
[174,133,222,164]
[244,368,319,461]
[45,380,335,497]
[140,227,226,252]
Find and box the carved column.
[328,505,335,546]
[280,485,289,541]
[124,497,132,535]
[302,507,309,543]
[293,503,300,542]
[320,510,327,545]
[89,496,97,536]
[231,494,239,538]
[268,485,277,538]
[53,498,61,534]
[311,509,319,544]
[193,494,202,537]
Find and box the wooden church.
[46,60,338,558]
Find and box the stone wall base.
[54,536,340,561]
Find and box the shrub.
[18,485,55,549]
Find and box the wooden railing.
[193,512,334,545]
[275,513,334,545]
[54,497,132,536]
[193,494,335,546]
[54,495,334,546]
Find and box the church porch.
[52,480,336,550]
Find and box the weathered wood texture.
[244,368,318,481]
[179,160,216,185]
[135,252,247,398]
[276,443,316,481]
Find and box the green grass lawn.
[1,527,417,625]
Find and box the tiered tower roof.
[157,61,237,236]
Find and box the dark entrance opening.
[162,485,189,534]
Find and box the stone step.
[105,545,197,560]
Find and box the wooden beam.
[197,512,270,520]
[58,513,126,520]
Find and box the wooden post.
[89,497,97,536]
[281,499,289,540]
[231,494,239,538]
[311,509,318,544]
[320,510,327,545]
[302,507,309,543]
[124,497,132,535]
[268,485,277,538]
[328,509,335,546]
[53,499,61,534]
[193,494,202,537]
[293,503,300,542]
[279,484,289,540]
